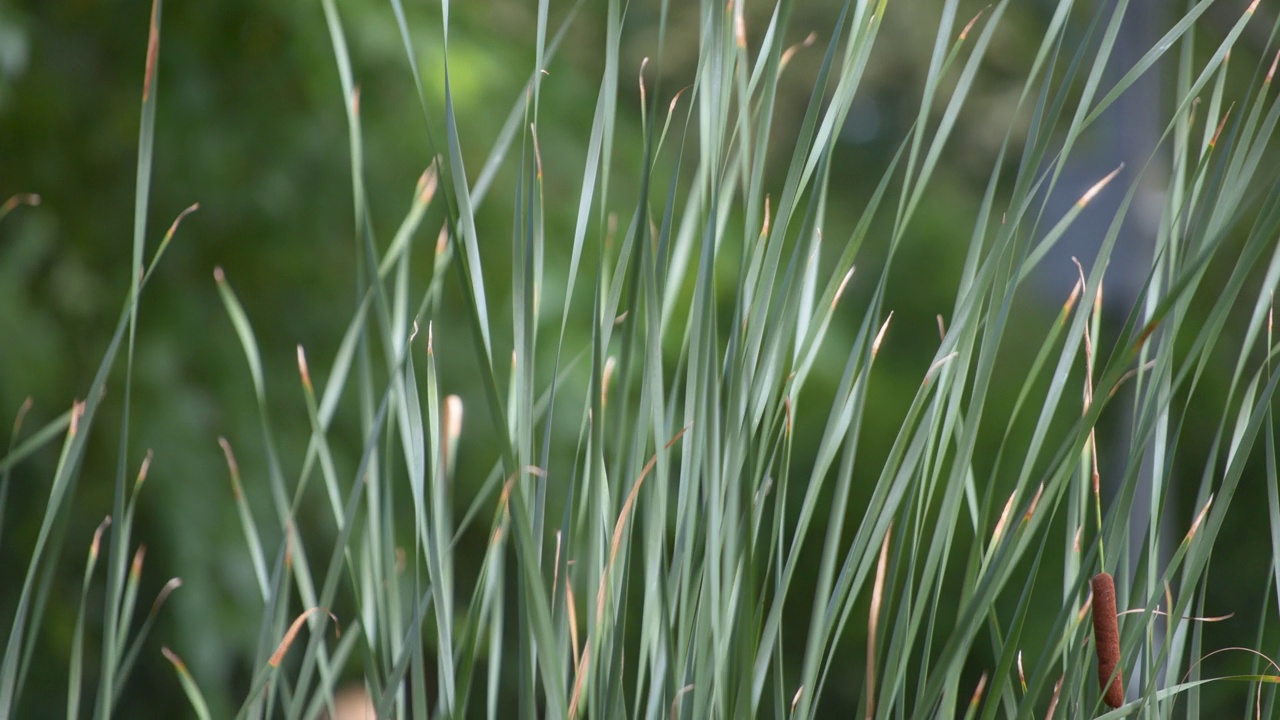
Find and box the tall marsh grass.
[5,0,1280,717]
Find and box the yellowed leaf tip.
[1023,482,1044,524]
[0,193,41,215]
[1076,593,1093,625]
[162,203,199,245]
[669,685,695,720]
[1267,50,1280,85]
[667,85,691,119]
[602,356,618,408]
[1045,675,1064,720]
[734,4,747,48]
[69,399,86,438]
[417,164,439,204]
[296,345,312,394]
[351,85,361,116]
[150,577,183,615]
[831,266,856,310]
[959,5,990,41]
[143,0,160,102]
[991,491,1016,546]
[427,321,434,355]
[1017,651,1026,691]
[531,123,544,181]
[936,314,946,341]
[130,544,147,580]
[269,607,339,667]
[968,672,988,708]
[566,570,580,668]
[639,57,650,109]
[866,523,893,719]
[784,395,793,435]
[1209,104,1234,148]
[444,394,463,452]
[284,521,294,569]
[567,646,591,720]
[217,436,242,499]
[871,311,893,358]
[435,226,449,256]
[135,449,154,489]
[212,266,226,284]
[1077,164,1124,207]
[90,516,112,561]
[790,686,804,714]
[1247,0,1259,14]
[161,647,188,674]
[781,32,817,69]
[1186,494,1213,541]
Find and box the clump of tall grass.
[5,0,1280,718]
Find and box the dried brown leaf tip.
[967,671,988,711]
[1091,572,1124,709]
[780,32,817,70]
[269,607,339,667]
[130,544,147,580]
[1078,164,1123,208]
[959,6,990,41]
[218,436,243,500]
[417,163,439,204]
[161,646,189,674]
[872,311,893,358]
[1022,483,1044,526]
[732,0,746,49]
[69,399,86,438]
[865,523,892,720]
[296,345,312,394]
[90,516,113,561]
[1185,494,1213,543]
[1045,674,1064,720]
[1208,103,1234,149]
[831,266,855,311]
[0,193,40,218]
[135,449,154,490]
[143,0,160,102]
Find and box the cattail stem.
[1091,572,1123,708]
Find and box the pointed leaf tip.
[143,0,161,102]
[269,607,339,667]
[872,311,893,357]
[1077,164,1124,207]
[831,266,855,310]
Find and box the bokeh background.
[2,0,1277,715]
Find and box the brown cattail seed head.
[1091,572,1124,708]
